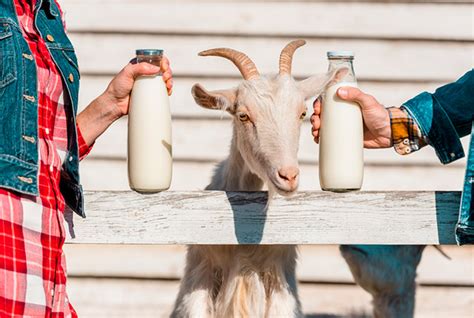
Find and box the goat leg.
[171,247,215,318]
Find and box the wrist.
[98,91,124,122]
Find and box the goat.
[171,40,425,318]
[171,40,345,318]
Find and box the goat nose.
[278,167,300,183]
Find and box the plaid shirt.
[387,107,427,155]
[0,1,91,317]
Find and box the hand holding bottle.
[103,56,173,120]
[77,56,173,147]
[311,87,392,149]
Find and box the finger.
[311,127,319,138]
[166,79,173,91]
[337,87,376,107]
[310,114,320,129]
[162,70,173,82]
[314,136,319,144]
[161,56,170,72]
[126,62,161,79]
[312,98,321,115]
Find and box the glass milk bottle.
[319,51,363,191]
[128,49,172,192]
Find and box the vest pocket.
[0,23,17,88]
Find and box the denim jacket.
[403,70,474,245]
[0,0,85,217]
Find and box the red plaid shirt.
[0,1,91,317]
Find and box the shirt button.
[45,128,50,135]
[22,53,34,60]
[50,165,54,172]
[46,34,55,42]
[23,94,36,102]
[69,156,73,162]
[450,153,456,158]
[68,73,74,83]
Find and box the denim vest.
[0,0,85,217]
[403,70,474,245]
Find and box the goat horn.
[198,48,260,80]
[279,39,306,75]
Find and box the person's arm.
[76,57,173,151]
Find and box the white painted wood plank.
[77,75,447,117]
[61,1,474,41]
[79,159,465,192]
[84,117,469,167]
[66,278,474,318]
[65,190,460,244]
[63,244,474,286]
[69,34,474,81]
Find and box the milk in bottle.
[319,51,364,191]
[128,49,172,192]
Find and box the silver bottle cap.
[327,51,354,59]
[136,49,163,56]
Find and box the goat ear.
[191,83,237,112]
[297,67,349,100]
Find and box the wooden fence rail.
[65,191,461,245]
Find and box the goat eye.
[238,113,250,122]
[300,111,307,120]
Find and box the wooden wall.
[60,0,473,317]
[61,0,473,192]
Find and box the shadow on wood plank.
[226,191,269,244]
[435,191,462,244]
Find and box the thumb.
[126,62,161,80]
[337,87,376,109]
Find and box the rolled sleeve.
[403,92,465,165]
[387,106,427,155]
[76,124,93,160]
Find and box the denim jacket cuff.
[403,92,465,164]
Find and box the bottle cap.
[327,51,354,59]
[136,49,164,56]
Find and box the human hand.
[311,87,392,148]
[102,56,173,119]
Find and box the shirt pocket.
[0,23,17,88]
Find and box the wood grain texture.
[64,244,474,286]
[61,1,474,41]
[65,191,461,245]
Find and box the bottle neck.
[328,58,356,83]
[137,54,163,75]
